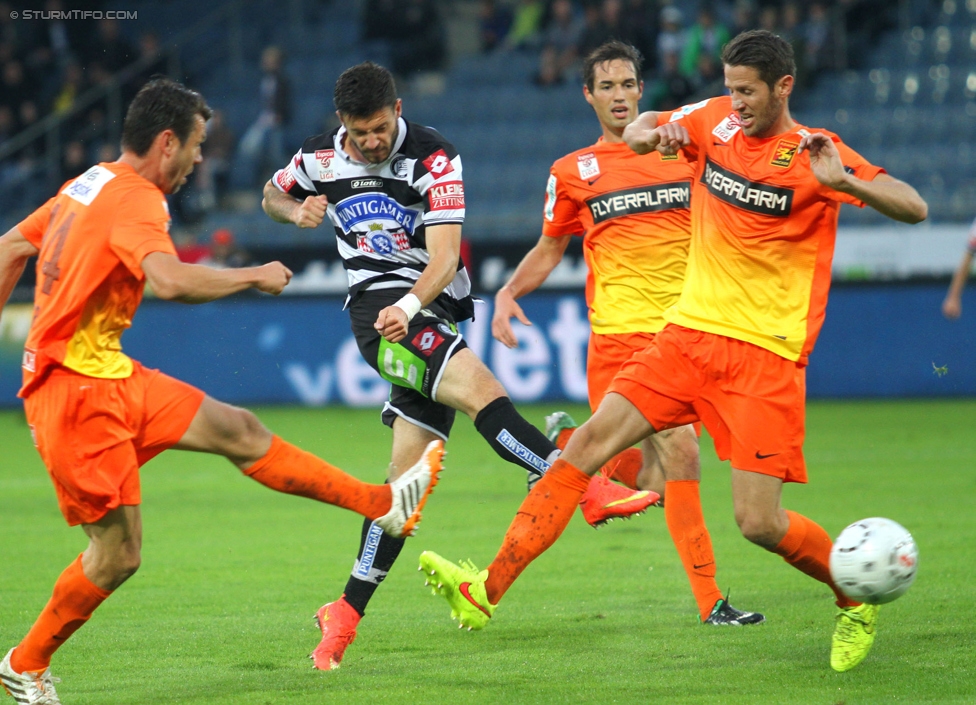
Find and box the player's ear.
[777,74,794,99]
[394,99,402,119]
[638,80,644,100]
[583,85,594,105]
[156,129,178,157]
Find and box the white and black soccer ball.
[829,517,919,605]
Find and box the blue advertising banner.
[1,285,974,407]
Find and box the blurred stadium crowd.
[0,0,973,251]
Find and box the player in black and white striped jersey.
[262,62,655,671]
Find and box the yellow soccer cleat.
[418,551,496,630]
[831,602,881,672]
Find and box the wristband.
[392,293,422,321]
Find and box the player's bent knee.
[736,513,781,549]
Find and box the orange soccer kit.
[540,139,722,618]
[481,97,882,609]
[9,162,397,676]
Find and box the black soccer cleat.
[703,595,765,626]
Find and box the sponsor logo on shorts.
[700,158,793,217]
[412,326,445,356]
[576,152,600,180]
[497,429,550,474]
[586,182,691,223]
[352,178,384,189]
[770,140,799,168]
[437,323,454,337]
[428,181,465,210]
[423,150,454,177]
[22,348,36,372]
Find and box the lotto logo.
[412,327,445,356]
[423,150,454,177]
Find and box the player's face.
[340,100,402,164]
[584,60,642,135]
[162,115,206,194]
[724,64,790,138]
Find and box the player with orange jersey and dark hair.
[491,40,762,626]
[0,79,442,705]
[421,30,927,673]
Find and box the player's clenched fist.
[293,194,328,228]
[374,305,409,343]
[253,261,293,295]
[653,122,690,156]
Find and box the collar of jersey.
[335,116,408,166]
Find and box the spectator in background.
[656,6,685,69]
[679,4,729,79]
[52,61,86,115]
[757,5,779,33]
[692,51,722,91]
[804,2,833,78]
[730,0,756,37]
[2,61,32,122]
[237,45,291,188]
[618,0,658,73]
[535,0,583,86]
[480,0,513,53]
[197,109,235,211]
[60,140,87,180]
[577,0,625,60]
[646,49,695,109]
[388,0,447,83]
[198,229,250,269]
[174,231,211,265]
[505,0,546,50]
[90,19,134,73]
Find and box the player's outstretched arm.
[799,133,928,224]
[261,180,328,228]
[0,227,38,312]
[492,233,571,349]
[374,223,462,344]
[142,252,293,303]
[942,248,974,319]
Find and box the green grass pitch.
[1,400,974,704]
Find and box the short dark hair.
[721,29,796,88]
[582,40,643,91]
[334,62,398,118]
[121,78,212,156]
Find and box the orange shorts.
[23,362,205,526]
[607,324,807,483]
[587,331,658,412]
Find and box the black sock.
[474,396,560,478]
[342,517,406,617]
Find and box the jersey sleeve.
[415,143,465,226]
[109,186,177,279]
[541,164,583,237]
[271,147,317,200]
[16,195,58,248]
[656,97,719,159]
[815,138,887,207]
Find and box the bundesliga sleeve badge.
[576,152,600,181]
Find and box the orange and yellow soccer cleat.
[310,598,361,671]
[578,473,660,527]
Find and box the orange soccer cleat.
[578,473,660,527]
[310,597,361,671]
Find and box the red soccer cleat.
[579,473,660,528]
[310,597,361,671]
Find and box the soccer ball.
[829,517,919,605]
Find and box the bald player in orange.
[420,30,926,673]
[492,40,762,626]
[0,79,441,705]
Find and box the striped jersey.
[271,117,474,320]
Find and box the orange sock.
[243,435,392,520]
[556,426,642,490]
[664,480,724,620]
[773,510,858,608]
[11,555,111,673]
[485,459,591,604]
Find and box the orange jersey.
[542,139,695,334]
[658,97,884,363]
[17,162,176,397]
